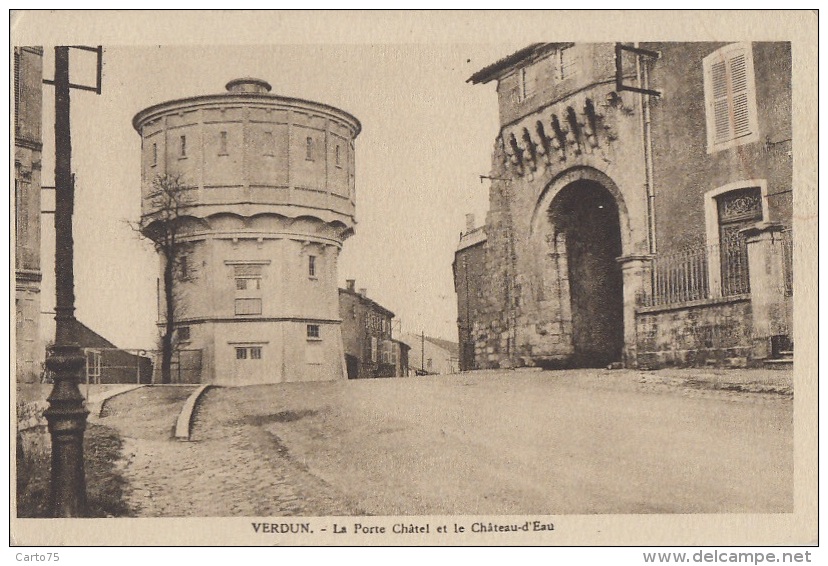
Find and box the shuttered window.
[703,43,758,153]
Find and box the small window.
[250,347,262,360]
[560,46,579,80]
[308,255,316,277]
[178,254,189,279]
[305,136,314,161]
[178,326,191,342]
[236,277,260,291]
[219,131,228,155]
[263,131,274,156]
[236,347,247,360]
[235,298,262,315]
[307,324,320,339]
[180,135,187,158]
[518,66,536,101]
[152,143,157,166]
[335,145,342,167]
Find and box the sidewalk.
[639,367,793,396]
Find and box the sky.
[36,42,519,349]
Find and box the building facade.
[339,280,407,379]
[134,78,361,385]
[456,43,792,370]
[403,333,459,375]
[14,47,44,383]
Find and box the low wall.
[635,295,754,369]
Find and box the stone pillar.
[742,222,788,360]
[616,254,653,368]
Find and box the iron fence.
[644,243,750,307]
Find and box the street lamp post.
[42,45,102,517]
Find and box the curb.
[89,384,146,419]
[174,384,213,441]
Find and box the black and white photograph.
[10,10,817,549]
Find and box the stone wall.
[635,297,753,369]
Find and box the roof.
[425,336,459,357]
[338,287,395,318]
[457,225,487,251]
[67,319,118,350]
[467,43,564,85]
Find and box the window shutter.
[705,44,756,151]
[710,60,730,143]
[729,53,751,138]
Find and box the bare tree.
[137,174,194,384]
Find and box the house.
[63,319,153,385]
[339,281,408,379]
[14,47,44,383]
[457,42,792,370]
[403,333,459,375]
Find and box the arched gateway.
[531,167,630,368]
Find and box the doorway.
[549,180,624,367]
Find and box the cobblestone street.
[98,369,793,517]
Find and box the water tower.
[133,78,360,385]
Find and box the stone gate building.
[455,43,792,370]
[134,78,361,385]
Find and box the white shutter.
[704,43,757,152]
[710,60,730,143]
[729,53,751,138]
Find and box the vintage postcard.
[10,10,817,548]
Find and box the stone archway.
[529,167,633,368]
[549,180,624,367]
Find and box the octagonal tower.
[134,78,360,385]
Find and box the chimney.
[346,279,355,292]
[465,213,476,232]
[358,288,367,297]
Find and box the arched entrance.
[549,180,624,367]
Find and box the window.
[335,145,342,167]
[307,324,320,339]
[308,255,316,278]
[152,143,158,166]
[230,262,266,316]
[263,131,274,156]
[559,45,579,80]
[235,277,260,290]
[305,136,314,160]
[235,298,262,315]
[235,346,263,360]
[179,135,187,158]
[178,326,191,342]
[371,337,378,363]
[703,43,758,153]
[517,66,536,101]
[219,131,228,155]
[178,254,189,279]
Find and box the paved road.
[100,385,357,517]
[102,370,792,516]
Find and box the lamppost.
[42,45,102,517]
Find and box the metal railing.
[644,243,750,307]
